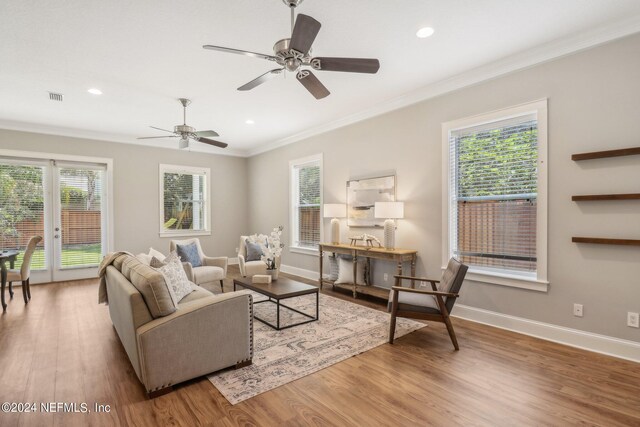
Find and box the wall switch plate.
[573,303,583,317]
[628,312,639,328]
[383,273,388,281]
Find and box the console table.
[318,243,418,299]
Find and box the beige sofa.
[238,235,281,277]
[104,254,253,397]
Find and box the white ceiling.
[1,0,640,157]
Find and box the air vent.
[48,92,64,102]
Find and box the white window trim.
[159,164,211,238]
[441,99,549,292]
[289,153,323,255]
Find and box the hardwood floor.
[1,266,639,426]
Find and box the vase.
[267,269,279,281]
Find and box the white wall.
[248,33,640,342]
[0,130,249,259]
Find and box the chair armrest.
[238,254,246,276]
[391,286,458,298]
[181,262,194,282]
[394,275,439,284]
[136,291,253,392]
[202,256,228,275]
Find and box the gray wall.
[0,130,249,259]
[248,33,640,342]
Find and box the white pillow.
[148,247,166,262]
[335,257,366,285]
[135,253,153,265]
[151,251,193,304]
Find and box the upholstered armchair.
[388,258,468,350]
[169,238,227,293]
[237,235,281,277]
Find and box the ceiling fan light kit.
[203,0,380,99]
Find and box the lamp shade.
[375,202,404,219]
[323,203,346,218]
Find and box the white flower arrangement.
[248,226,284,270]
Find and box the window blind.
[0,162,46,270]
[58,166,104,268]
[162,170,207,232]
[292,161,321,248]
[449,114,538,272]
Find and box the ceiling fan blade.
[137,135,178,139]
[196,137,228,149]
[296,70,330,99]
[237,68,284,91]
[149,126,175,133]
[311,57,380,74]
[202,45,278,62]
[194,130,219,137]
[290,14,321,55]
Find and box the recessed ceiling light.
[416,27,435,38]
[87,88,102,95]
[245,119,255,125]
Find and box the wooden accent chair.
[388,258,468,350]
[7,235,43,304]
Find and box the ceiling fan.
[203,0,380,99]
[137,98,228,149]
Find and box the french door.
[0,153,112,283]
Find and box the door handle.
[54,235,60,239]
[55,227,60,231]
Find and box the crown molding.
[0,119,250,158]
[247,15,640,157]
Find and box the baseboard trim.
[280,264,319,282]
[453,304,640,363]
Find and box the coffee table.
[233,276,319,330]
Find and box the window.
[159,164,210,237]
[290,154,322,252]
[442,100,548,291]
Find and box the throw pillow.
[135,253,153,265]
[152,251,193,304]
[245,239,264,262]
[176,242,202,268]
[122,255,177,318]
[148,247,166,262]
[335,257,366,285]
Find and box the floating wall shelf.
[572,193,640,201]
[572,237,640,246]
[571,146,640,161]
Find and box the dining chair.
[7,236,43,304]
[388,258,468,350]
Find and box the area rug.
[208,292,426,404]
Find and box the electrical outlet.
[628,312,639,328]
[383,273,388,282]
[573,303,583,317]
[419,281,428,288]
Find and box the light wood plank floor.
[1,266,639,426]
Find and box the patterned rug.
[208,292,426,404]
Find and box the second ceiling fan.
[203,0,380,99]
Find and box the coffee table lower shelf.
[252,296,319,331]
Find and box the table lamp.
[323,204,346,244]
[374,202,404,249]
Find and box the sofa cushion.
[245,239,264,262]
[178,284,213,305]
[120,256,177,318]
[176,242,202,268]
